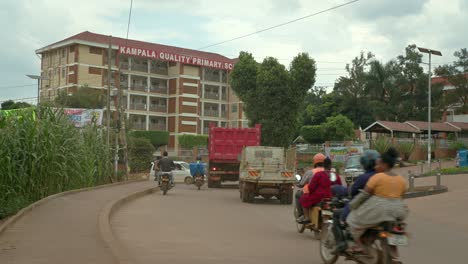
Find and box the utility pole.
[106,36,112,146]
[417,46,442,174]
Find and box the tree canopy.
[55,86,105,109]
[230,52,317,147]
[1,100,32,110]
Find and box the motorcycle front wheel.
[319,226,339,264]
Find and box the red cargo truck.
[207,124,261,188]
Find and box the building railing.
[132,64,148,72]
[130,103,146,111]
[204,92,219,100]
[149,104,167,112]
[120,62,129,70]
[131,123,146,130]
[131,84,147,92]
[149,123,167,131]
[204,110,219,117]
[149,86,168,94]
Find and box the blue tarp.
[189,162,206,176]
[457,150,468,167]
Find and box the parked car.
[343,154,364,185]
[150,161,193,183]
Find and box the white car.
[150,160,193,184]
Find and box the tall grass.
[0,107,111,218]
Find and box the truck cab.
[238,146,296,204]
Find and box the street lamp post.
[417,47,442,172]
[26,74,48,105]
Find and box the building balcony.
[149,123,167,131]
[131,84,147,92]
[131,123,146,130]
[149,104,167,113]
[120,62,129,70]
[204,92,219,100]
[130,103,146,111]
[132,64,148,73]
[149,85,168,94]
[204,110,219,117]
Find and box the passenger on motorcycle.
[297,157,339,224]
[330,150,380,253]
[295,153,326,219]
[157,151,175,186]
[346,147,408,254]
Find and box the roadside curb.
[0,179,145,236]
[98,186,159,264]
[404,185,449,199]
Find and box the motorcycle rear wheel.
[294,207,306,233]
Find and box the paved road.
[0,181,153,264]
[113,173,468,264]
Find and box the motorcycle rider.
[157,151,175,186]
[190,155,206,179]
[346,147,408,257]
[297,157,335,224]
[295,153,326,220]
[330,149,380,253]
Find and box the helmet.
[360,150,381,171]
[313,153,326,166]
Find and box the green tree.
[300,125,324,143]
[322,115,355,141]
[230,52,316,147]
[333,52,375,128]
[435,48,468,113]
[178,134,208,148]
[1,100,32,110]
[128,137,155,173]
[55,86,105,109]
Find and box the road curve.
[0,181,154,264]
[112,173,468,264]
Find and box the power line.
[197,0,361,50]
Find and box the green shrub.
[322,115,355,141]
[373,137,391,154]
[128,137,156,173]
[0,106,111,219]
[450,141,467,151]
[131,130,169,147]
[300,125,324,144]
[396,142,415,161]
[178,134,208,148]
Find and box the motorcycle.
[194,173,205,190]
[294,198,333,239]
[159,172,172,195]
[319,198,408,264]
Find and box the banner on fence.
[63,108,104,127]
[325,146,364,162]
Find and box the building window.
[89,47,102,55]
[231,104,238,113]
[61,68,66,78]
[221,70,228,83]
[61,48,66,58]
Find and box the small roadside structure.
[363,121,420,139]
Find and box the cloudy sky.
[1,0,467,103]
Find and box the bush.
[396,142,415,161]
[322,115,355,141]
[130,130,169,148]
[178,134,208,148]
[0,107,112,219]
[450,141,467,151]
[128,137,156,173]
[373,137,392,154]
[300,125,324,144]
